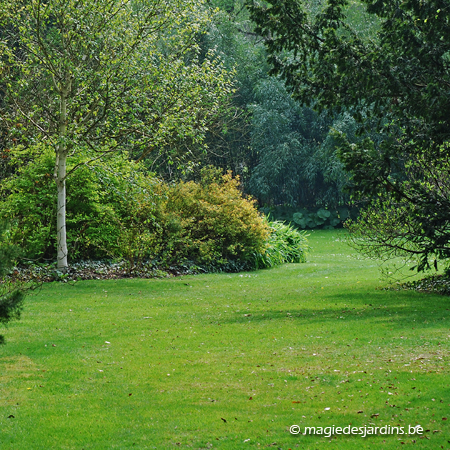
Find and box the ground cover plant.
[0,230,449,449]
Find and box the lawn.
[1,230,449,449]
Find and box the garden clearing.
[1,230,449,449]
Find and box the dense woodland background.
[155,0,356,211]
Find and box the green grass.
[1,230,449,449]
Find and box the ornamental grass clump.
[255,219,308,269]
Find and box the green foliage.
[1,0,232,155]
[0,145,158,262]
[346,152,450,272]
[1,153,269,272]
[292,207,348,229]
[90,165,270,272]
[0,222,26,345]
[0,0,235,268]
[248,77,350,207]
[156,168,270,271]
[255,218,308,268]
[148,0,354,211]
[166,1,350,210]
[261,205,357,230]
[148,0,268,183]
[1,145,58,260]
[109,179,166,272]
[248,0,450,270]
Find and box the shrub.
[255,218,309,269]
[0,145,56,260]
[0,145,159,262]
[1,150,274,273]
[155,168,270,270]
[112,179,166,272]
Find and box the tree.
[247,76,349,207]
[0,0,233,269]
[0,222,34,344]
[164,0,351,209]
[248,0,450,270]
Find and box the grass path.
[1,230,449,449]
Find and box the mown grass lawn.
[1,230,449,449]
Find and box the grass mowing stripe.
[0,230,449,449]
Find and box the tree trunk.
[56,85,69,271]
[56,150,68,270]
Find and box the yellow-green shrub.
[155,169,270,270]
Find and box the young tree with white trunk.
[0,0,233,270]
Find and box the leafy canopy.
[0,0,234,268]
[248,0,450,270]
[0,0,232,156]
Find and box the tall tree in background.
[150,0,267,182]
[247,76,350,207]
[176,0,350,209]
[249,0,450,270]
[0,0,233,270]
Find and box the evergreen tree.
[0,223,27,345]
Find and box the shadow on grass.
[215,290,449,330]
